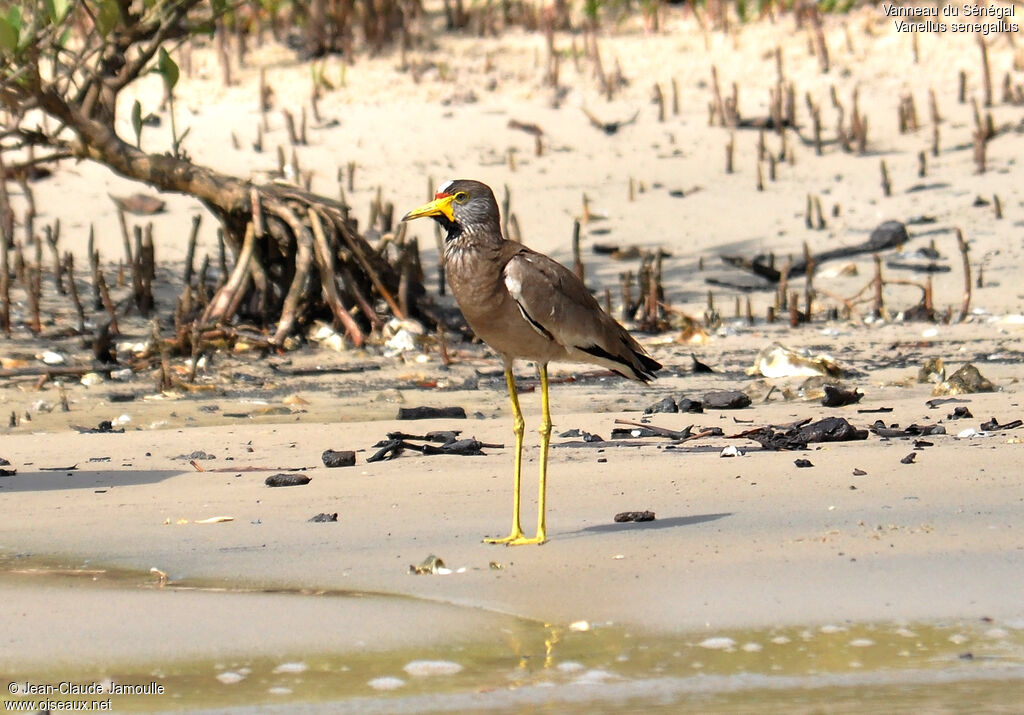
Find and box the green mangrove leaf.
[44,0,71,24]
[158,46,179,91]
[131,100,143,148]
[0,17,17,54]
[95,0,121,37]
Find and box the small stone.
[703,390,751,409]
[900,453,916,465]
[644,397,678,414]
[869,220,909,249]
[794,458,814,468]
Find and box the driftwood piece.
[508,119,543,136]
[721,221,908,283]
[309,208,365,347]
[203,222,255,324]
[274,209,314,343]
[955,228,971,322]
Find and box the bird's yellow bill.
[402,193,455,222]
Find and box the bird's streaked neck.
[440,220,502,245]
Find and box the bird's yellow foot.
[484,532,546,546]
[506,535,546,546]
[484,531,525,544]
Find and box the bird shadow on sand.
[565,512,732,537]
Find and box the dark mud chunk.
[801,417,868,442]
[614,511,656,523]
[422,439,486,456]
[677,398,704,414]
[309,512,338,522]
[367,439,404,462]
[900,453,917,465]
[745,417,868,451]
[794,459,814,468]
[265,473,311,487]
[822,385,863,408]
[703,390,751,410]
[322,449,356,468]
[397,406,467,420]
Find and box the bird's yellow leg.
[503,363,550,546]
[484,366,526,544]
[533,363,551,544]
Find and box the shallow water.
[2,555,1022,713]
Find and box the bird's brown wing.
[503,248,660,382]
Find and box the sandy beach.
[2,2,1024,711]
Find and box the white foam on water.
[403,660,464,677]
[272,662,308,674]
[367,676,406,691]
[571,668,617,685]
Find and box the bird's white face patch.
[437,180,455,195]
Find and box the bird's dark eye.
[453,191,469,204]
